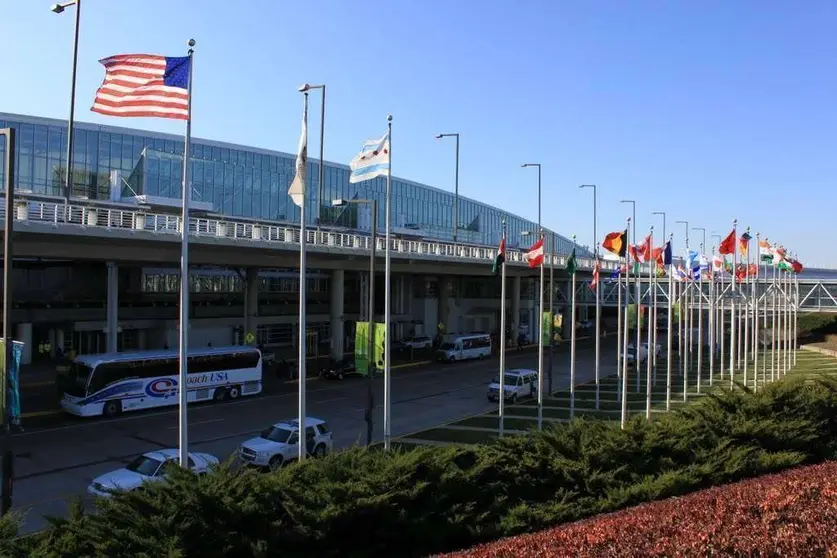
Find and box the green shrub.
[4,376,837,558]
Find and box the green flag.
[542,311,553,346]
[354,322,370,376]
[566,248,577,274]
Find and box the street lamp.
[652,211,666,244]
[299,83,326,224]
[52,0,81,203]
[333,198,377,446]
[676,220,690,248]
[436,133,460,244]
[521,162,544,430]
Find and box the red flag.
[791,260,803,274]
[651,246,665,265]
[718,229,736,255]
[590,261,600,291]
[523,238,544,268]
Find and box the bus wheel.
[103,400,122,418]
[213,388,227,402]
[228,386,241,400]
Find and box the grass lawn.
[407,427,498,445]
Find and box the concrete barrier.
[801,344,837,358]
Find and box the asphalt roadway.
[10,337,619,534]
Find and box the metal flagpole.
[666,234,673,412]
[719,254,726,381]
[743,229,750,389]
[537,230,545,430]
[384,115,393,450]
[595,255,601,410]
[761,244,768,385]
[178,41,195,468]
[696,245,704,393]
[635,235,642,394]
[771,262,777,382]
[754,233,760,391]
[498,219,507,436]
[617,257,623,403]
[709,246,715,387]
[570,235,577,419]
[794,268,799,366]
[785,267,791,374]
[684,273,690,402]
[621,218,631,429]
[646,227,654,419]
[296,90,309,462]
[729,220,738,388]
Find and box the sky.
[2,0,836,266]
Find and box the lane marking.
[166,418,224,430]
[314,397,348,404]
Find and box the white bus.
[436,333,492,362]
[59,346,263,418]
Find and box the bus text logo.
[146,378,178,398]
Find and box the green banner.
[542,311,553,346]
[627,304,645,329]
[672,302,681,323]
[373,322,387,370]
[354,322,370,376]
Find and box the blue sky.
[2,0,835,265]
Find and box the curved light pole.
[436,133,460,244]
[52,0,81,202]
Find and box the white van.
[436,334,492,362]
[487,369,538,404]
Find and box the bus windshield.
[65,363,93,397]
[440,343,456,350]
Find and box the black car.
[321,359,357,381]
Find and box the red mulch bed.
[440,461,837,557]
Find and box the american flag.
[91,54,191,120]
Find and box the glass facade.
[0,112,586,254]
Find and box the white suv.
[238,417,333,470]
[487,369,538,404]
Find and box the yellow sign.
[245,332,255,344]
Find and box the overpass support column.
[330,269,345,360]
[438,276,451,334]
[244,268,259,345]
[106,262,118,353]
[512,275,521,340]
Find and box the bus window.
[66,362,94,397]
[87,362,132,394]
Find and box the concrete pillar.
[330,269,345,360]
[244,268,259,344]
[512,275,521,338]
[437,277,451,334]
[106,262,119,353]
[15,323,32,366]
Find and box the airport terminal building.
[0,112,589,366]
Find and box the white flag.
[287,99,308,208]
[349,132,390,184]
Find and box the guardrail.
[0,196,622,272]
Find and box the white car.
[87,449,218,497]
[238,417,333,470]
[642,341,662,357]
[621,344,649,364]
[487,369,538,404]
[403,336,432,350]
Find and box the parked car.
[487,368,538,404]
[321,359,356,380]
[238,417,333,470]
[87,449,218,497]
[403,336,432,350]
[621,344,649,364]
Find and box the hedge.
[2,376,837,557]
[444,460,837,557]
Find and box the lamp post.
[1,128,16,515]
[52,0,81,203]
[299,84,326,224]
[521,162,543,429]
[333,198,376,446]
[436,133,460,244]
[580,185,599,406]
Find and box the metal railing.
[1,196,621,272]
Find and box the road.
[10,338,618,534]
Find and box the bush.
[4,376,837,557]
[444,460,837,557]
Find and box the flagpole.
[743,229,750,389]
[594,254,601,411]
[729,219,738,388]
[383,115,393,450]
[537,229,545,430]
[296,91,309,462]
[754,233,760,391]
[794,267,799,366]
[709,246,715,387]
[761,242,768,386]
[719,254,725,382]
[646,226,654,420]
[498,219,507,437]
[696,243,704,393]
[177,40,195,468]
[570,235,577,419]
[617,256,623,404]
[785,266,791,374]
[666,234,673,412]
[771,261,777,382]
[684,271,690,402]
[635,235,642,394]
[621,217,631,429]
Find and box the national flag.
[671,265,688,282]
[778,260,792,272]
[791,259,803,273]
[287,97,308,208]
[492,237,506,275]
[663,241,672,265]
[651,246,664,265]
[349,132,390,184]
[602,230,627,258]
[655,263,666,278]
[759,239,773,263]
[523,238,544,268]
[566,248,578,275]
[739,231,752,257]
[630,235,652,262]
[718,229,736,255]
[685,249,700,271]
[712,254,724,274]
[772,246,787,266]
[590,260,600,291]
[91,54,191,120]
